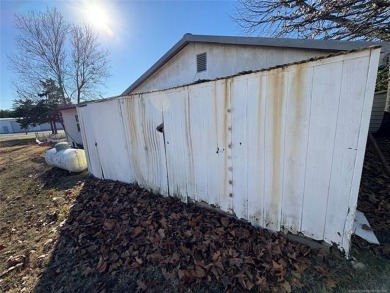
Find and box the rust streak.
[270,70,285,221]
[223,80,229,202]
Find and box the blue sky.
[0,0,239,110]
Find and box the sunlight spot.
[83,1,114,37]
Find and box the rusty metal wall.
[79,48,380,255]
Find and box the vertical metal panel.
[162,89,192,199]
[78,100,133,183]
[263,70,288,231]
[324,56,371,248]
[230,77,249,220]
[207,80,232,210]
[246,75,267,227]
[77,106,103,178]
[187,85,208,202]
[89,100,133,183]
[163,82,231,205]
[281,65,313,234]
[120,94,168,194]
[301,61,343,240]
[343,49,381,255]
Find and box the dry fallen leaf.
[326,278,337,290]
[280,281,292,293]
[158,228,166,238]
[103,219,116,230]
[132,226,143,237]
[195,266,206,278]
[272,260,284,272]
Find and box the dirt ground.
[0,134,389,292]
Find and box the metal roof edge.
[121,34,390,96]
[122,34,191,95]
[187,34,390,52]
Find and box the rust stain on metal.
[291,63,307,155]
[125,97,145,185]
[213,82,219,143]
[184,91,195,193]
[285,63,309,230]
[222,80,229,201]
[127,97,139,145]
[269,70,285,215]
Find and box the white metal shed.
[78,48,380,256]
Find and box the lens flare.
[83,1,113,37]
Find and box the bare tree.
[9,7,110,105]
[69,24,110,104]
[9,7,68,103]
[234,0,390,41]
[234,0,390,111]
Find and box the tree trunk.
[77,89,81,105]
[53,120,58,134]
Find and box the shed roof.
[122,34,390,95]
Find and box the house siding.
[0,118,62,134]
[369,91,387,132]
[132,43,330,94]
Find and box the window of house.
[197,52,207,72]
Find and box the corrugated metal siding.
[369,91,386,132]
[119,94,168,194]
[79,48,380,255]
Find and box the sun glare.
[83,1,113,37]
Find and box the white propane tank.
[45,142,87,172]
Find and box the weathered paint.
[78,48,380,255]
[59,108,83,146]
[120,94,168,194]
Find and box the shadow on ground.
[33,178,222,293]
[39,168,89,192]
[32,136,390,293]
[0,138,36,147]
[33,174,351,293]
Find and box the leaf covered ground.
[355,136,390,256]
[0,134,389,292]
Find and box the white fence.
[78,48,380,255]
